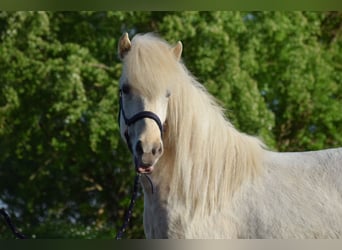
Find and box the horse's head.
[117,33,182,174]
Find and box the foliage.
[0,11,341,238]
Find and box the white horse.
[117,32,342,239]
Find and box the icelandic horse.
[117,32,342,238]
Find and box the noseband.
[118,90,164,153]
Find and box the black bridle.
[116,89,163,239]
[118,89,164,153]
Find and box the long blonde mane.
[125,33,264,216]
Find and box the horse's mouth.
[136,166,154,174]
[134,157,155,174]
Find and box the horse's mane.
[125,33,265,216]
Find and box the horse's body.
[240,149,342,238]
[117,33,342,238]
[142,147,342,239]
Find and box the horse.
[117,32,342,239]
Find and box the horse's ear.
[172,41,183,61]
[118,32,131,60]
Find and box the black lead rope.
[0,208,27,239]
[115,173,154,240]
[115,174,141,240]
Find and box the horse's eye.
[166,90,171,98]
[121,84,131,95]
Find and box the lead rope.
[115,173,154,240]
[115,174,140,239]
[0,208,27,239]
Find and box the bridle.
[118,89,164,153]
[116,88,163,239]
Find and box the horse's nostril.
[152,143,163,156]
[135,140,144,155]
[136,141,162,157]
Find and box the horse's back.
[233,147,342,238]
[265,147,342,167]
[265,147,342,193]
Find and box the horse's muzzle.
[134,156,156,174]
[133,140,163,174]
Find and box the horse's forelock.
[123,33,181,98]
